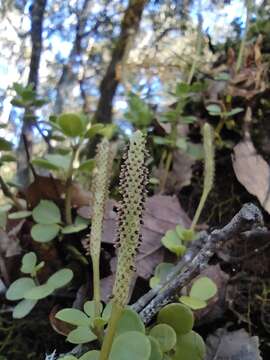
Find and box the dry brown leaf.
[78,195,191,279]
[205,328,262,360]
[232,141,270,213]
[24,175,92,208]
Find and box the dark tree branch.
[134,203,263,324]
[94,0,147,125]
[16,0,47,187]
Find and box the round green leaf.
[0,137,12,151]
[83,300,102,318]
[6,278,36,300]
[24,283,55,300]
[149,324,176,352]
[84,124,104,139]
[157,303,194,335]
[1,154,16,162]
[179,296,207,310]
[58,113,85,137]
[13,299,37,319]
[21,252,37,274]
[148,336,163,360]
[190,277,217,301]
[32,158,61,171]
[172,331,206,360]
[56,308,90,326]
[31,223,60,242]
[78,159,95,172]
[79,350,100,360]
[102,302,112,322]
[47,268,73,289]
[62,224,88,234]
[32,200,61,224]
[8,211,32,220]
[116,308,145,335]
[67,326,97,344]
[161,230,186,257]
[150,263,174,288]
[45,154,71,172]
[60,356,77,360]
[110,331,151,360]
[206,104,221,115]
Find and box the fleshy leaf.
[0,137,12,151]
[157,303,194,335]
[8,211,32,220]
[67,326,97,344]
[55,308,90,326]
[79,351,100,360]
[13,299,37,319]
[21,252,37,274]
[62,224,88,234]
[24,283,55,300]
[116,308,145,335]
[32,200,61,224]
[161,230,186,257]
[172,331,206,360]
[179,296,207,310]
[149,324,176,352]
[31,223,60,242]
[190,277,217,301]
[148,336,163,360]
[6,278,36,300]
[109,331,151,360]
[47,269,73,289]
[58,113,85,137]
[150,263,174,289]
[83,300,102,318]
[78,159,96,172]
[32,158,61,171]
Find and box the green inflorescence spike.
[112,130,148,307]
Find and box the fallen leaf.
[79,195,191,279]
[23,175,92,208]
[205,328,262,360]
[232,141,270,213]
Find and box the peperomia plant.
[180,276,218,310]
[9,199,88,243]
[161,122,215,259]
[53,130,207,360]
[6,252,73,318]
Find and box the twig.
[0,176,23,210]
[132,231,208,313]
[22,134,37,179]
[137,203,263,324]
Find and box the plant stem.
[100,303,123,360]
[159,150,172,194]
[236,0,252,72]
[92,256,101,318]
[187,0,202,85]
[0,176,23,210]
[65,148,77,225]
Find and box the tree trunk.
[17,0,47,187]
[95,0,147,124]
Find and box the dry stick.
[137,203,263,324]
[0,176,23,210]
[132,231,208,313]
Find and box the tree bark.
[94,0,147,124]
[17,0,47,187]
[54,0,91,115]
